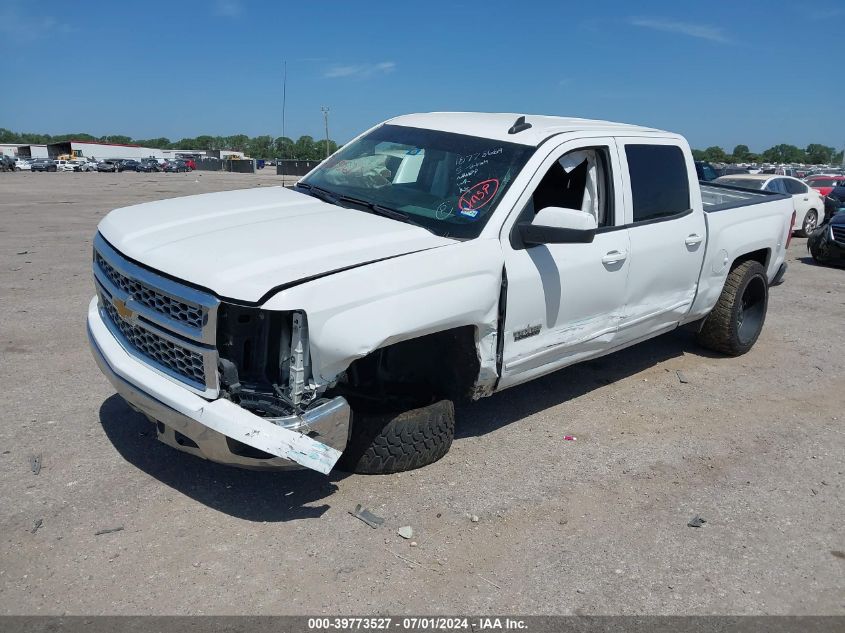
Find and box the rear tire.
[697,260,768,356]
[800,210,818,237]
[338,400,455,474]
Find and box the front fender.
[262,238,504,390]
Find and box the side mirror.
[518,207,597,246]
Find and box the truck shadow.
[98,329,713,521]
[456,328,714,439]
[98,395,345,523]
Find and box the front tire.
[338,400,455,474]
[697,260,768,356]
[800,210,818,237]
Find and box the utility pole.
[321,106,330,158]
[281,60,287,177]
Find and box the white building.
[0,143,49,159]
[3,139,223,161]
[21,140,209,161]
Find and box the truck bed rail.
[700,182,789,213]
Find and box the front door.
[498,139,630,389]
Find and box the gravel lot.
[0,171,842,615]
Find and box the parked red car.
[183,159,196,170]
[805,175,845,197]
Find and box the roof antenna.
[508,115,532,135]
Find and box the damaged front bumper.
[87,297,349,474]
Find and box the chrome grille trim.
[93,233,219,345]
[93,233,219,397]
[96,252,204,329]
[831,224,845,244]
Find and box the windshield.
[299,124,534,238]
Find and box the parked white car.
[55,159,78,172]
[15,158,32,171]
[88,113,794,475]
[714,174,825,235]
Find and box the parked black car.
[30,159,58,172]
[97,161,117,172]
[137,158,161,172]
[808,209,845,266]
[163,160,189,173]
[117,160,141,172]
[694,161,719,181]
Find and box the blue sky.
[1,0,843,152]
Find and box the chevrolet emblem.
[112,297,135,320]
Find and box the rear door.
[782,177,820,224]
[614,140,707,343]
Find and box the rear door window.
[783,179,807,194]
[624,144,690,223]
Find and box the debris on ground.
[687,515,707,528]
[390,550,439,572]
[470,514,480,523]
[477,574,501,589]
[563,435,577,441]
[94,526,124,536]
[16,250,29,255]
[397,526,414,539]
[30,453,42,475]
[30,519,43,534]
[349,504,384,529]
[676,370,690,384]
[410,541,418,547]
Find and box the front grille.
[95,252,204,329]
[93,233,219,395]
[832,225,845,244]
[103,300,206,385]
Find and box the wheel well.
[731,248,769,272]
[331,326,480,413]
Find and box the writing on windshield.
[300,125,534,239]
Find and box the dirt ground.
[0,170,842,615]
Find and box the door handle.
[602,250,627,265]
[685,234,704,247]
[803,197,808,201]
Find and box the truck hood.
[98,186,455,303]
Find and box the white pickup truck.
[87,113,794,475]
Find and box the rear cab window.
[624,144,690,223]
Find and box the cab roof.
[386,112,670,146]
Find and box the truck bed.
[700,181,787,213]
[686,181,794,322]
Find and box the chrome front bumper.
[87,297,350,473]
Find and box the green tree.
[732,144,750,162]
[294,135,318,160]
[247,135,274,159]
[223,135,250,151]
[273,136,295,159]
[805,144,835,164]
[703,146,727,162]
[761,144,806,163]
[691,148,706,161]
[133,137,172,149]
